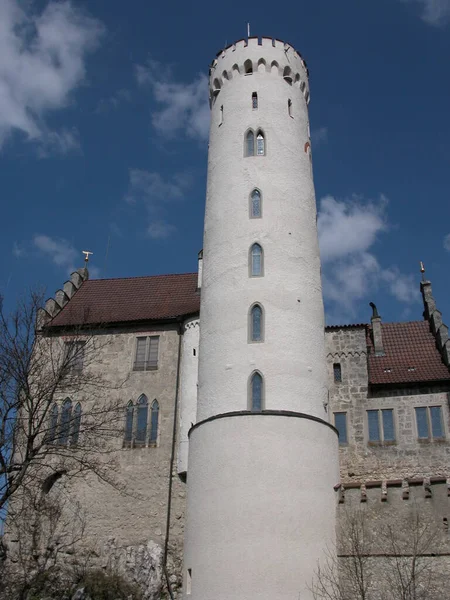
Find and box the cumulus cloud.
[444,233,450,251]
[0,0,104,152]
[33,234,78,272]
[401,0,450,26]
[135,59,210,142]
[125,169,193,239]
[318,194,420,321]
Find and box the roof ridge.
[85,272,198,283]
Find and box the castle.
[12,37,450,599]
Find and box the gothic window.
[256,130,265,155]
[71,403,81,445]
[47,403,58,444]
[334,412,347,445]
[250,243,263,277]
[244,59,253,74]
[134,336,159,371]
[250,189,262,218]
[252,92,258,109]
[59,398,72,446]
[135,394,148,444]
[245,130,255,157]
[250,304,263,342]
[64,341,85,372]
[150,400,159,445]
[250,372,263,412]
[124,401,134,443]
[367,409,396,443]
[415,406,444,440]
[333,363,342,382]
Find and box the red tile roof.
[49,273,200,328]
[367,321,450,385]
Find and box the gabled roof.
[367,321,450,385]
[48,273,200,328]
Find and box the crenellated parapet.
[336,476,450,504]
[421,279,450,366]
[209,37,310,105]
[36,267,89,331]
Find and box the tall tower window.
[256,131,265,155]
[59,398,72,446]
[136,394,148,444]
[288,99,292,117]
[244,59,253,75]
[219,105,223,126]
[250,243,263,277]
[245,130,255,157]
[250,372,264,412]
[125,401,134,443]
[249,304,263,342]
[250,189,262,218]
[252,92,258,110]
[150,400,159,445]
[71,402,82,445]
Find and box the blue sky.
[1,0,450,324]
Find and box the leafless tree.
[311,504,447,600]
[0,289,128,524]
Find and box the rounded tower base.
[183,412,339,600]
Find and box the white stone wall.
[177,318,199,476]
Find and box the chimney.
[369,302,385,356]
[197,249,203,290]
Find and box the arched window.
[150,400,159,445]
[59,398,72,446]
[245,130,255,157]
[124,401,133,443]
[294,73,300,87]
[252,92,258,110]
[232,64,240,76]
[244,59,253,74]
[250,372,264,412]
[222,70,229,80]
[136,394,148,444]
[250,189,262,218]
[271,61,279,74]
[250,243,263,276]
[71,403,81,445]
[256,131,265,155]
[250,304,263,342]
[47,403,58,444]
[283,66,292,84]
[257,58,266,73]
[300,81,306,93]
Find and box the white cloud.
[135,59,210,142]
[311,127,328,147]
[33,234,78,272]
[12,241,26,258]
[318,194,419,320]
[147,221,177,240]
[401,0,450,26]
[444,233,450,251]
[0,0,104,152]
[125,169,193,239]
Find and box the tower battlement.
[209,37,310,104]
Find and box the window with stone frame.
[123,395,160,448]
[333,363,342,383]
[415,406,444,440]
[367,408,396,444]
[133,336,159,371]
[334,412,348,445]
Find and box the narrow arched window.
[244,59,253,74]
[250,304,263,342]
[250,243,263,276]
[288,99,292,117]
[252,92,258,110]
[48,403,58,444]
[250,372,263,412]
[283,66,292,84]
[256,131,265,156]
[150,400,159,445]
[250,189,261,218]
[246,130,255,157]
[125,401,134,443]
[136,394,148,444]
[59,398,72,446]
[71,403,81,445]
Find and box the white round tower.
[183,37,339,600]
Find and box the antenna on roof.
[82,250,93,264]
[420,261,426,281]
[247,22,250,38]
